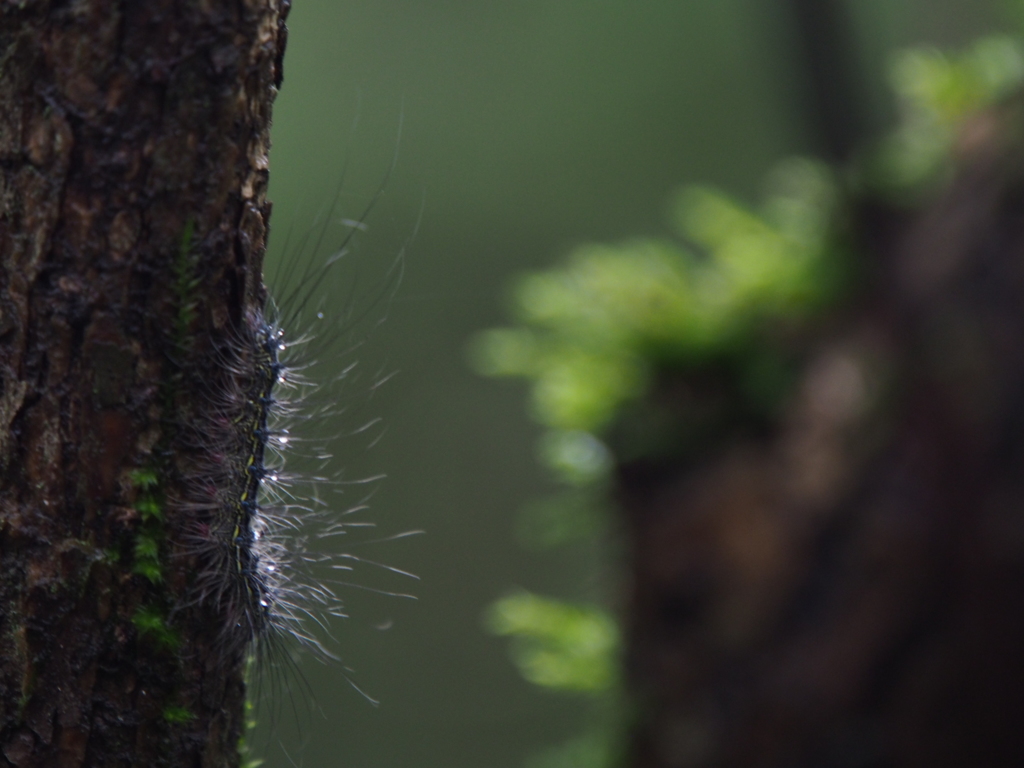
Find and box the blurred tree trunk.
[0,2,288,766]
[622,102,1024,767]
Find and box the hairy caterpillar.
[166,172,417,720]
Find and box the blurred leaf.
[473,158,842,438]
[485,592,619,693]
[869,36,1024,195]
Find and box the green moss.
[130,465,166,584]
[121,231,198,596]
[132,605,180,650]
[130,468,159,491]
[131,560,162,584]
[135,496,163,522]
[128,467,174,639]
[134,536,159,560]
[162,706,195,724]
[132,536,163,584]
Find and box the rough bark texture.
[0,1,289,766]
[621,103,1024,766]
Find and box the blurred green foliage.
[469,157,846,519]
[485,592,619,693]
[474,18,1024,768]
[473,159,847,768]
[868,34,1024,195]
[485,591,623,768]
[470,158,843,438]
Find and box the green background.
[259,2,999,766]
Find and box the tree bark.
[0,2,289,766]
[621,101,1024,767]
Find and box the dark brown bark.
[0,2,289,766]
[621,106,1024,767]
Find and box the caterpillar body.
[165,183,413,715]
[183,312,286,658]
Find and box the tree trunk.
[0,2,289,766]
[622,101,1024,767]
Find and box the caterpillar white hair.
[152,168,417,728]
